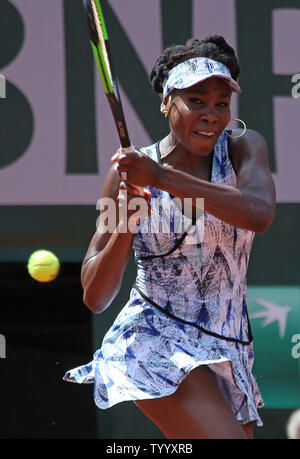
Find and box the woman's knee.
[242,421,254,439]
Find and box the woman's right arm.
[81,163,146,314]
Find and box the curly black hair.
[149,35,240,96]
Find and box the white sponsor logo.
[291,74,300,99]
[250,299,291,339]
[291,334,300,359]
[0,74,6,99]
[0,334,6,358]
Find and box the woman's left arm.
[157,129,276,233]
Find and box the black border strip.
[134,284,253,345]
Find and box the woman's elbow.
[255,204,276,234]
[82,290,103,314]
[82,287,119,314]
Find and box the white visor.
[162,57,241,101]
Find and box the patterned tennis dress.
[64,130,264,426]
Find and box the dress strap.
[155,141,162,164]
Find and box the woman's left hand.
[111,146,161,188]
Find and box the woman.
[64,36,276,439]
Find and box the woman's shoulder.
[227,128,269,175]
[230,128,267,147]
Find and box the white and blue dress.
[64,131,264,426]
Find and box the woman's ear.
[160,96,172,118]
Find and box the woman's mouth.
[193,131,216,139]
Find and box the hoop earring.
[225,119,247,138]
[160,96,171,118]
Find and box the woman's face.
[168,77,232,156]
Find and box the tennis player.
[64,35,276,439]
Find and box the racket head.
[83,0,131,147]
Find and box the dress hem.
[63,356,263,427]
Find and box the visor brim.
[164,73,241,101]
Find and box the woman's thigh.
[134,365,250,439]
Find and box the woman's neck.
[159,133,213,173]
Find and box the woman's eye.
[189,97,203,104]
[188,98,229,107]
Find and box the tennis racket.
[83,0,131,149]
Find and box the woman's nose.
[200,112,218,124]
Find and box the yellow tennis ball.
[27,250,60,283]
